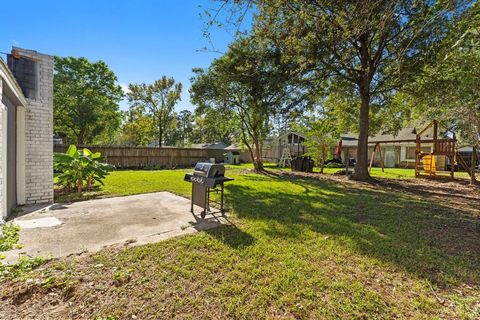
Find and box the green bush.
[54,145,114,193]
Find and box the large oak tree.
[54,57,123,145]
[212,0,470,180]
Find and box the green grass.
[91,165,416,198]
[101,169,193,197]
[0,223,21,252]
[55,164,471,202]
[226,162,471,180]
[4,166,479,319]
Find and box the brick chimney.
[7,47,54,205]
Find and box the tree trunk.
[77,179,83,194]
[183,122,186,146]
[471,146,477,185]
[352,83,371,181]
[241,134,256,166]
[77,129,85,146]
[158,124,163,148]
[253,138,264,172]
[320,145,326,174]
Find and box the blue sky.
[0,0,249,111]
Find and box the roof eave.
[0,58,28,107]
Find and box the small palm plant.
[54,145,114,193]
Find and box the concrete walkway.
[4,192,224,263]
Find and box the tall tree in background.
[190,37,306,171]
[54,56,123,145]
[190,107,238,145]
[127,76,182,147]
[116,109,155,146]
[177,110,194,146]
[211,0,470,180]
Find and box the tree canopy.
[53,56,123,145]
[116,108,155,147]
[209,0,472,180]
[127,76,182,147]
[190,36,307,170]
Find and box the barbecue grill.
[184,162,233,219]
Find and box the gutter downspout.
[16,106,25,205]
[0,92,7,220]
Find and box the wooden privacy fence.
[54,145,226,168]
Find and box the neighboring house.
[457,146,480,169]
[146,141,175,148]
[225,144,251,163]
[262,131,307,162]
[224,150,241,164]
[338,126,447,169]
[190,142,228,150]
[0,47,54,220]
[53,135,67,145]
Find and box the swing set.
[368,120,472,179]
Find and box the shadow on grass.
[206,224,256,249]
[225,174,480,287]
[189,211,257,249]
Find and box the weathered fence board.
[54,145,226,168]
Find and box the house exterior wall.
[262,132,308,162]
[9,48,54,205]
[2,93,17,213]
[0,81,5,220]
[262,144,307,161]
[224,151,241,164]
[342,144,449,170]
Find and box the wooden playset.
[368,120,472,179]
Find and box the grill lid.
[193,162,225,178]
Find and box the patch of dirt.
[238,168,256,174]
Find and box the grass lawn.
[2,166,479,319]
[55,164,471,202]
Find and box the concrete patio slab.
[4,192,225,263]
[16,217,62,229]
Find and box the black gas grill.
[184,163,233,218]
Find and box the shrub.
[54,145,114,193]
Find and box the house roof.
[276,131,305,140]
[225,143,241,151]
[191,142,228,150]
[341,127,419,147]
[458,146,478,152]
[0,57,27,108]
